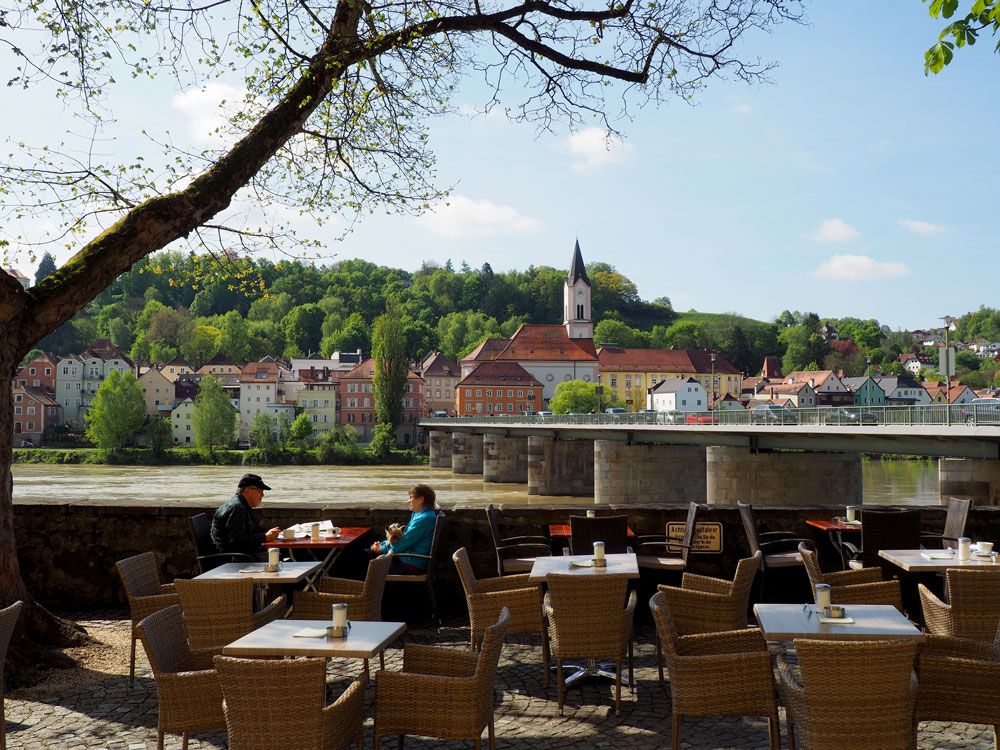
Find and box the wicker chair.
[841,508,921,572]
[921,496,971,550]
[385,509,446,624]
[569,514,629,555]
[135,605,226,750]
[739,501,811,572]
[636,501,699,572]
[116,552,180,687]
[295,553,392,621]
[173,578,286,653]
[453,547,549,683]
[214,655,367,750]
[485,504,551,576]
[544,573,636,717]
[373,607,510,750]
[0,601,23,750]
[188,513,254,574]
[915,630,1000,747]
[798,542,902,610]
[919,568,1000,641]
[649,592,780,750]
[778,639,919,750]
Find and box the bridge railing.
[421,402,1000,428]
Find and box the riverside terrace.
[7,501,1000,749]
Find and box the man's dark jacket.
[211,492,265,558]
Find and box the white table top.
[529,553,640,581]
[753,603,924,642]
[878,549,1000,573]
[222,619,406,658]
[194,562,322,584]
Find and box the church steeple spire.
[564,240,593,339]
[567,239,591,286]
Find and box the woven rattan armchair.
[116,552,180,687]
[453,547,548,683]
[738,502,811,589]
[544,573,636,717]
[188,513,254,574]
[569,514,629,555]
[135,605,226,750]
[0,601,23,750]
[636,501,699,572]
[373,607,510,750]
[778,639,919,750]
[649,592,780,750]
[921,496,971,550]
[919,568,1000,641]
[841,508,921,572]
[485,504,551,576]
[173,578,285,653]
[295,553,392,621]
[915,630,1000,747]
[798,542,902,610]
[214,655,367,750]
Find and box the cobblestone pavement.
[6,613,994,750]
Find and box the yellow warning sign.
[666,521,723,554]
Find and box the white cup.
[978,541,994,554]
[846,506,856,523]
[282,528,296,540]
[311,522,320,542]
[586,510,596,518]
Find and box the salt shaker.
[593,541,606,566]
[267,547,280,570]
[958,537,971,561]
[815,583,832,613]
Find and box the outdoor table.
[222,618,406,677]
[806,518,862,570]
[528,552,640,581]
[264,526,369,591]
[753,603,924,642]
[194,561,323,611]
[878,548,1000,573]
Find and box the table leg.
[555,659,630,688]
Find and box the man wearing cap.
[210,473,281,559]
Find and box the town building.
[418,351,460,416]
[711,393,745,412]
[456,361,543,416]
[55,339,135,426]
[494,324,598,401]
[15,353,59,392]
[841,376,887,406]
[161,358,195,382]
[564,240,593,340]
[761,356,783,379]
[337,358,424,445]
[648,377,708,412]
[12,385,61,446]
[3,268,29,288]
[747,381,817,408]
[299,382,337,433]
[170,398,196,445]
[459,338,511,379]
[597,347,741,410]
[872,375,931,405]
[138,367,174,416]
[783,370,852,406]
[239,361,280,440]
[196,355,241,378]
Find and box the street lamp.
[710,351,717,409]
[940,315,954,395]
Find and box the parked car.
[536,410,553,416]
[821,407,877,426]
[19,439,34,448]
[963,397,1000,426]
[750,404,798,425]
[432,410,449,418]
[605,407,627,414]
[685,413,720,425]
[661,410,686,424]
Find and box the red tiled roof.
[421,351,460,377]
[785,370,839,386]
[15,385,60,407]
[761,382,813,395]
[461,338,510,363]
[342,357,421,380]
[458,361,542,387]
[597,347,739,374]
[496,325,597,362]
[761,356,782,378]
[240,361,279,382]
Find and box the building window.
[27,422,34,431]
[507,403,514,412]
[576,303,584,319]
[486,389,493,397]
[611,376,617,388]
[476,389,482,397]
[363,398,371,408]
[14,407,21,415]
[465,389,472,396]
[518,389,524,398]
[29,368,36,375]
[507,389,513,397]
[465,404,472,412]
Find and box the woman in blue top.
[371,484,437,574]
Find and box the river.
[10,460,940,506]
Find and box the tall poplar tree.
[372,302,409,430]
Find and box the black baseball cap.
[238,473,272,491]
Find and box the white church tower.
[564,240,593,339]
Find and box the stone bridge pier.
[594,441,707,505]
[527,436,594,497]
[707,446,862,506]
[939,458,1000,505]
[428,430,454,468]
[452,432,484,474]
[483,434,529,483]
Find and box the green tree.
[779,320,830,374]
[181,324,222,366]
[218,311,252,363]
[594,319,649,348]
[107,318,135,352]
[193,375,237,451]
[34,252,57,285]
[144,417,173,455]
[84,371,146,451]
[249,413,279,456]
[320,312,370,357]
[289,412,314,447]
[956,349,982,372]
[372,303,408,430]
[550,380,608,413]
[283,303,326,355]
[922,0,1000,74]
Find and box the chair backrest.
[215,655,327,750]
[174,578,255,651]
[116,551,164,600]
[453,546,479,598]
[0,600,23,687]
[797,542,825,589]
[738,502,760,555]
[546,573,629,659]
[942,497,972,548]
[425,510,447,583]
[944,568,1000,641]
[361,553,393,620]
[136,604,195,676]
[860,508,921,569]
[678,502,700,564]
[190,513,215,557]
[731,551,763,607]
[485,504,502,548]
[794,638,918,749]
[473,607,511,727]
[569,515,628,555]
[648,591,682,664]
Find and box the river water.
[10,460,940,506]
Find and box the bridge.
[419,405,1000,507]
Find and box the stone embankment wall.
[939,458,1000,505]
[16,500,1000,614]
[707,447,862,506]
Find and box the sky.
[2,2,998,330]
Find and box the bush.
[369,423,397,459]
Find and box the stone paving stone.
[5,614,996,749]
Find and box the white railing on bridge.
[422,402,1000,429]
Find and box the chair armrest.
[840,541,860,557]
[831,581,902,610]
[681,572,732,595]
[918,583,953,637]
[758,538,812,550]
[252,595,287,628]
[776,655,806,722]
[132,592,181,622]
[402,643,478,677]
[676,628,768,656]
[318,577,365,595]
[477,574,538,593]
[635,534,666,543]
[501,535,551,546]
[496,542,552,558]
[621,591,637,647]
[393,552,432,561]
[323,675,367,747]
[160,583,176,593]
[825,567,882,586]
[637,541,689,555]
[920,634,1000,662]
[758,531,804,541]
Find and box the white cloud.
[813,254,909,281]
[171,83,248,146]
[898,218,946,236]
[563,128,634,171]
[809,218,861,242]
[415,195,542,238]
